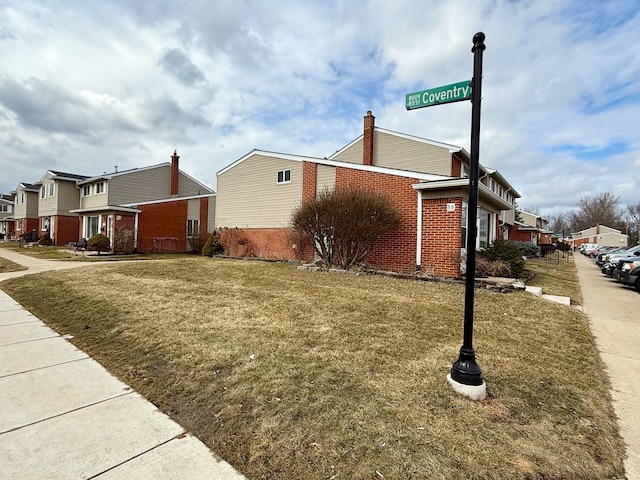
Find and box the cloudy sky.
[1,0,638,216]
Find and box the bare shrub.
[219,227,252,257]
[475,256,513,278]
[113,226,135,254]
[291,186,401,269]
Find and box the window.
[277,169,291,184]
[41,186,46,199]
[82,185,91,196]
[85,216,99,238]
[187,219,199,237]
[21,192,25,204]
[461,165,469,178]
[478,209,492,249]
[49,183,55,197]
[42,217,50,231]
[0,205,8,212]
[95,182,105,194]
[461,202,468,247]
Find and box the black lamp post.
[450,32,486,389]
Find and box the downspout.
[415,190,422,271]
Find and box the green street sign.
[405,80,472,110]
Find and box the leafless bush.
[113,226,135,254]
[219,227,252,257]
[291,186,401,269]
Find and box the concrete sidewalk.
[574,253,640,479]
[0,250,247,479]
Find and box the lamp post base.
[447,374,486,401]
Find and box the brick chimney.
[171,150,179,196]
[363,110,375,166]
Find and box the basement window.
[277,169,291,184]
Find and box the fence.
[528,250,573,265]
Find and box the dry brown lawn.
[1,257,624,479]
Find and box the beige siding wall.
[332,138,364,164]
[39,177,80,216]
[14,190,38,218]
[208,197,216,232]
[333,132,454,174]
[80,186,109,209]
[316,164,336,193]
[216,155,302,228]
[56,181,82,214]
[38,174,57,216]
[372,131,453,174]
[178,174,209,196]
[187,198,200,219]
[108,166,171,205]
[500,208,516,225]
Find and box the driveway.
[574,253,640,478]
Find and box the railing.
[528,250,573,264]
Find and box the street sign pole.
[450,32,486,390]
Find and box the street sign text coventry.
[405,80,472,110]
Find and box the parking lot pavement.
[574,253,640,479]
[0,275,247,479]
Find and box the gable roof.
[40,170,90,183]
[14,183,40,193]
[217,149,453,182]
[0,194,13,203]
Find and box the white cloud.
[0,0,638,213]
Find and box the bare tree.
[568,192,624,231]
[291,186,401,269]
[626,202,640,246]
[547,212,571,234]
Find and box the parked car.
[596,247,627,266]
[580,243,599,254]
[612,256,640,280]
[618,262,640,292]
[601,245,640,266]
[603,255,640,278]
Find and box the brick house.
[571,224,629,248]
[37,171,90,246]
[70,151,215,253]
[216,111,519,278]
[0,193,15,240]
[11,183,40,239]
[508,211,553,246]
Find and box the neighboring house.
[509,211,553,246]
[216,111,519,278]
[0,193,15,240]
[37,170,90,246]
[571,224,629,248]
[70,151,215,252]
[12,183,40,239]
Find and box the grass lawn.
[0,257,27,273]
[0,257,624,479]
[525,255,583,305]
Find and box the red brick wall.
[422,198,463,278]
[234,228,296,260]
[302,162,317,202]
[335,168,418,273]
[53,215,81,246]
[508,225,533,242]
[451,155,462,177]
[15,218,39,238]
[136,201,188,252]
